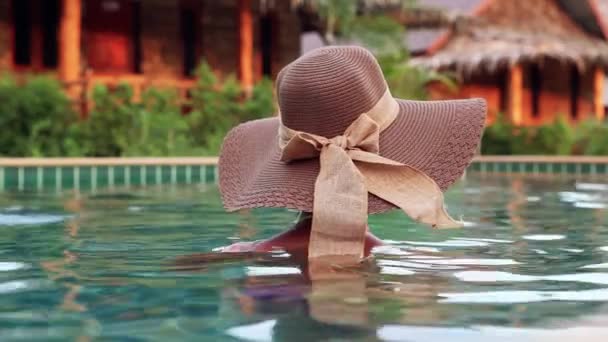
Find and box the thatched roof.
[411,20,608,74]
[411,0,608,74]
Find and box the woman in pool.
[218,46,486,265]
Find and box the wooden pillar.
[594,67,605,121]
[58,0,81,98]
[508,64,523,125]
[239,0,254,92]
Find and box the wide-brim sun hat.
[219,46,486,262]
[220,46,486,213]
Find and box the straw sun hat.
[219,46,486,261]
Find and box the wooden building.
[411,0,608,125]
[0,0,301,104]
[3,0,608,127]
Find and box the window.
[132,0,142,74]
[180,7,197,77]
[260,13,274,77]
[530,64,542,118]
[42,0,60,68]
[570,66,579,119]
[12,0,32,66]
[12,0,60,69]
[498,70,508,114]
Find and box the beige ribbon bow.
[279,90,462,263]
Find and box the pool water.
[1,175,608,341]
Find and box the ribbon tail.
[354,157,462,229]
[308,145,369,263]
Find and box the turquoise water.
[1,175,608,341]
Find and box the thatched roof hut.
[411,0,608,74]
[409,0,608,126]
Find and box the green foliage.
[527,116,574,155]
[125,88,196,156]
[372,45,456,101]
[66,60,274,157]
[342,12,455,101]
[481,115,608,155]
[0,59,274,157]
[0,74,77,157]
[572,119,608,155]
[350,15,405,58]
[306,0,414,43]
[4,64,608,157]
[69,61,275,157]
[308,0,357,43]
[188,61,274,155]
[480,113,522,155]
[68,83,137,157]
[300,2,448,101]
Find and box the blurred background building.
[0,0,302,111]
[411,0,608,126]
[1,0,608,126]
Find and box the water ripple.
[0,214,67,226]
[388,239,490,248]
[0,262,29,271]
[439,288,608,304]
[454,271,608,285]
[378,325,608,342]
[522,234,566,241]
[245,267,301,277]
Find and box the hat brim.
[219,97,487,214]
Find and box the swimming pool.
[1,174,608,341]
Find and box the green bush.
[480,113,520,155]
[124,88,197,156]
[481,115,608,155]
[67,84,197,157]
[526,116,574,155]
[0,74,77,157]
[371,48,456,101]
[67,83,136,156]
[66,60,274,157]
[573,119,608,155]
[10,65,608,158]
[188,61,275,155]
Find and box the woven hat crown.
[277,46,388,138]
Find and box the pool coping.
[0,157,219,167]
[1,156,607,166]
[0,158,220,192]
[472,156,608,164]
[0,156,607,192]
[469,156,608,176]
